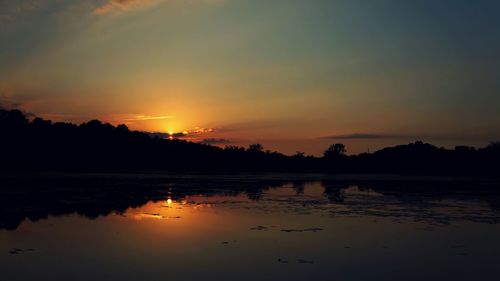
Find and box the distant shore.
[2,108,499,175]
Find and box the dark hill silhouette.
[0,108,499,175]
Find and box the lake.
[1,173,500,281]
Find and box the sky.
[1,0,500,155]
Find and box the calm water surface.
[1,174,500,281]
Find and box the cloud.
[122,114,176,121]
[145,132,169,138]
[0,89,23,109]
[94,0,160,15]
[175,127,216,137]
[319,133,477,141]
[171,131,188,138]
[144,126,216,140]
[15,0,44,13]
[0,0,45,28]
[192,127,215,134]
[0,0,45,14]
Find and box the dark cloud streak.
[319,133,494,141]
[320,133,409,140]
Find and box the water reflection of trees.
[322,181,346,203]
[1,175,500,230]
[0,175,287,230]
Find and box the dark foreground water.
[1,173,500,281]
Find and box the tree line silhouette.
[1,108,499,175]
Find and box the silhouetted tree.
[323,143,346,158]
[293,151,305,158]
[116,124,130,133]
[248,143,264,152]
[486,141,500,152]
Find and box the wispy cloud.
[15,0,44,13]
[93,0,225,15]
[122,114,176,121]
[94,0,160,15]
[0,88,28,109]
[145,126,217,141]
[0,0,45,28]
[319,132,481,141]
[175,127,216,137]
[192,126,215,134]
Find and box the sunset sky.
[1,0,499,155]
